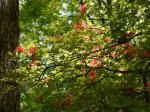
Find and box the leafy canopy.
[16,0,150,111]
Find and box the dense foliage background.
[16,0,150,111]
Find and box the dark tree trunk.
[0,0,20,112]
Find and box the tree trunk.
[0,0,20,112]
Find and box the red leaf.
[80,3,87,15]
[15,46,24,54]
[89,70,96,81]
[73,21,87,30]
[29,47,38,55]
[144,51,150,58]
[89,58,103,68]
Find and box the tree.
[0,0,20,112]
[18,0,150,111]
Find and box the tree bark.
[0,0,20,112]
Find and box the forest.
[0,0,150,112]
